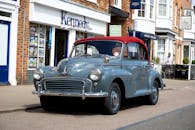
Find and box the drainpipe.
[21,2,26,85]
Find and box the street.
[0,79,195,130]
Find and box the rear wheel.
[147,80,159,105]
[104,82,121,115]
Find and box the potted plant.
[183,57,189,64]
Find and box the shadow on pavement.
[25,97,147,115]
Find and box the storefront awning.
[128,29,158,40]
[109,6,129,18]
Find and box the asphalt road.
[0,79,195,130]
[119,104,195,130]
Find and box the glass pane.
[0,24,8,65]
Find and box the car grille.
[44,79,84,92]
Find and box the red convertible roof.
[74,36,147,50]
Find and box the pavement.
[0,79,194,113]
[0,84,40,113]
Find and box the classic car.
[32,36,164,115]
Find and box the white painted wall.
[132,0,156,34]
[0,0,19,86]
[30,2,109,35]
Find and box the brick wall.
[122,0,131,36]
[17,0,30,84]
[172,0,192,64]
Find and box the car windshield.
[70,40,122,57]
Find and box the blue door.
[0,21,10,84]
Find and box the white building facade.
[182,7,195,64]
[154,0,176,64]
[27,0,110,81]
[0,0,19,85]
[131,0,158,58]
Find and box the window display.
[28,24,46,69]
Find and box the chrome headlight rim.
[33,69,44,80]
[33,73,41,80]
[89,69,102,81]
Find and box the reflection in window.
[128,43,138,59]
[71,41,122,57]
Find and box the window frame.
[125,42,148,60]
[158,0,167,16]
[138,0,146,17]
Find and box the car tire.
[147,80,159,105]
[104,82,121,115]
[40,96,52,111]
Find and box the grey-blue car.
[32,36,164,115]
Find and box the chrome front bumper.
[32,90,108,100]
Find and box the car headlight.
[89,69,101,81]
[33,69,43,80]
[33,73,41,80]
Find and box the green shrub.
[183,57,189,64]
[156,57,160,64]
[153,57,160,64]
[192,60,195,64]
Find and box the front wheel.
[147,80,159,105]
[40,96,53,111]
[104,82,121,115]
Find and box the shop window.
[28,24,47,69]
[76,31,99,40]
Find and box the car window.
[127,43,139,60]
[139,44,148,60]
[71,41,122,57]
[125,42,148,60]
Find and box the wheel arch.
[154,77,162,89]
[113,78,126,102]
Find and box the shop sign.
[61,11,91,30]
[130,0,141,9]
[109,25,121,36]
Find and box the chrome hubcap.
[111,90,119,109]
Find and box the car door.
[122,42,148,97]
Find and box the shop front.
[0,1,19,85]
[27,0,110,81]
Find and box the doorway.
[0,21,10,84]
[54,29,68,66]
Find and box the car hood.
[57,56,119,77]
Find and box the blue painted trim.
[0,20,10,84]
